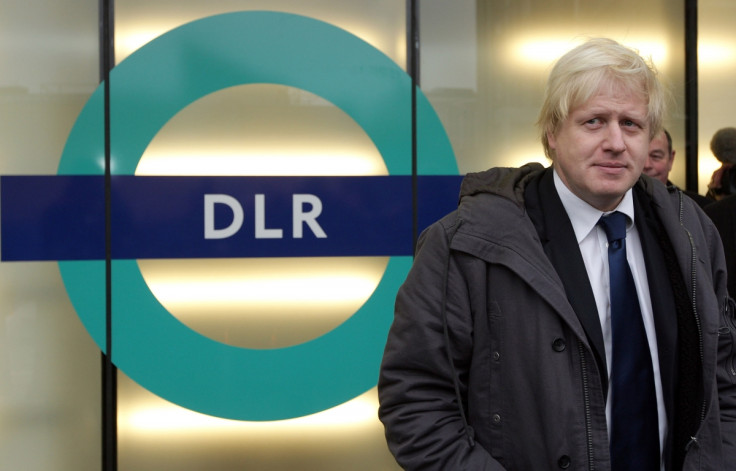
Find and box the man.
[644,128,676,185]
[378,38,736,470]
[644,128,712,208]
[706,127,736,200]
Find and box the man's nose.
[605,125,627,153]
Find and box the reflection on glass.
[139,257,389,348]
[123,386,380,432]
[136,85,388,176]
[118,373,399,470]
[114,1,407,67]
[509,36,668,70]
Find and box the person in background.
[644,128,712,208]
[378,37,736,470]
[706,127,736,200]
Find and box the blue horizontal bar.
[1,175,463,261]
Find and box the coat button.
[552,338,566,352]
[492,414,501,423]
[492,351,500,361]
[557,455,571,468]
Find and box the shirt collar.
[552,167,635,243]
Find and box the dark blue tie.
[598,212,660,470]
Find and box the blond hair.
[537,38,666,159]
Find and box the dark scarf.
[636,184,703,470]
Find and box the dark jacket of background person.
[378,164,736,470]
[674,182,714,209]
[705,193,736,299]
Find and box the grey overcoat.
[378,164,736,470]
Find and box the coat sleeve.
[698,207,736,458]
[377,217,506,470]
[717,295,736,456]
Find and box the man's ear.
[669,150,676,172]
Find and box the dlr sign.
[204,193,327,240]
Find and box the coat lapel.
[525,168,609,387]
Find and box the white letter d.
[204,194,244,239]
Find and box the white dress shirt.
[553,169,666,466]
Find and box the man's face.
[643,130,674,185]
[547,84,650,211]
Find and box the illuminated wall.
[698,0,736,194]
[4,1,734,470]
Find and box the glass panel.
[0,1,101,470]
[118,376,396,471]
[115,0,406,67]
[420,0,687,187]
[698,0,736,195]
[113,2,405,470]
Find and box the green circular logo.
[58,11,457,420]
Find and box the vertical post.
[99,0,117,469]
[685,0,699,192]
[407,0,420,253]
